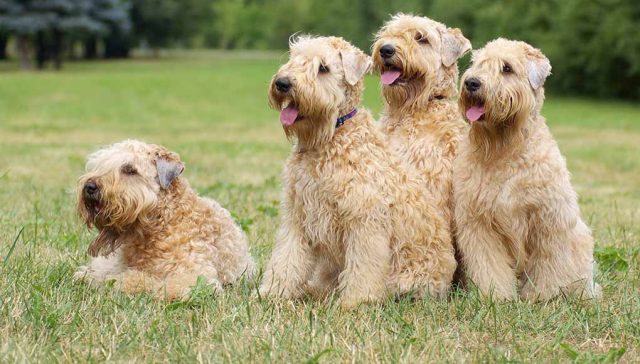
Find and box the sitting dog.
[259,35,455,307]
[454,39,601,301]
[74,140,256,300]
[372,14,471,284]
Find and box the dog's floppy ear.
[156,155,184,189]
[340,47,372,86]
[526,50,551,90]
[440,27,471,67]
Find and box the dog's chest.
[289,160,346,249]
[388,128,444,161]
[385,123,460,190]
[457,161,518,222]
[299,182,341,247]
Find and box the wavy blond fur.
[372,14,471,283]
[454,39,600,301]
[74,140,256,300]
[260,36,455,308]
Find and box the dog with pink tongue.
[455,39,600,301]
[372,14,471,284]
[261,35,456,307]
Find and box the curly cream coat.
[74,140,255,300]
[372,15,471,281]
[454,39,601,301]
[259,36,455,307]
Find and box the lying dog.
[74,140,256,300]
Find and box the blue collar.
[335,109,357,128]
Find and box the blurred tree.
[0,30,7,59]
[304,1,364,48]
[262,0,431,50]
[0,0,43,69]
[428,0,640,99]
[0,0,637,99]
[84,0,131,59]
[551,0,640,99]
[103,25,131,58]
[131,0,212,53]
[31,0,106,69]
[261,0,312,49]
[131,0,177,52]
[0,0,105,69]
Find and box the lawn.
[0,53,638,363]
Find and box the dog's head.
[459,38,551,128]
[268,35,372,147]
[372,14,470,108]
[77,140,184,256]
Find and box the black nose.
[275,77,291,93]
[83,181,98,196]
[464,78,481,92]
[380,45,396,59]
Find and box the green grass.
[1,53,639,363]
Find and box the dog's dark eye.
[415,32,428,44]
[319,64,329,74]
[502,63,513,73]
[121,164,137,175]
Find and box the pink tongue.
[381,70,401,85]
[466,105,485,122]
[280,105,299,126]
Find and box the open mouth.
[381,65,403,86]
[466,104,486,123]
[280,99,303,126]
[84,198,102,216]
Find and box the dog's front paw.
[258,284,280,298]
[590,283,603,299]
[73,266,91,282]
[207,278,224,293]
[519,283,557,302]
[338,291,381,309]
[337,296,360,309]
[258,283,299,300]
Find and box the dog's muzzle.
[82,180,102,214]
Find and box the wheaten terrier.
[74,140,256,300]
[454,38,601,301]
[372,14,471,279]
[259,35,455,307]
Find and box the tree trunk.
[17,35,31,70]
[36,31,48,70]
[84,36,98,59]
[104,29,131,59]
[0,33,7,60]
[52,29,63,70]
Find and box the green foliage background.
[199,0,640,100]
[1,0,638,99]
